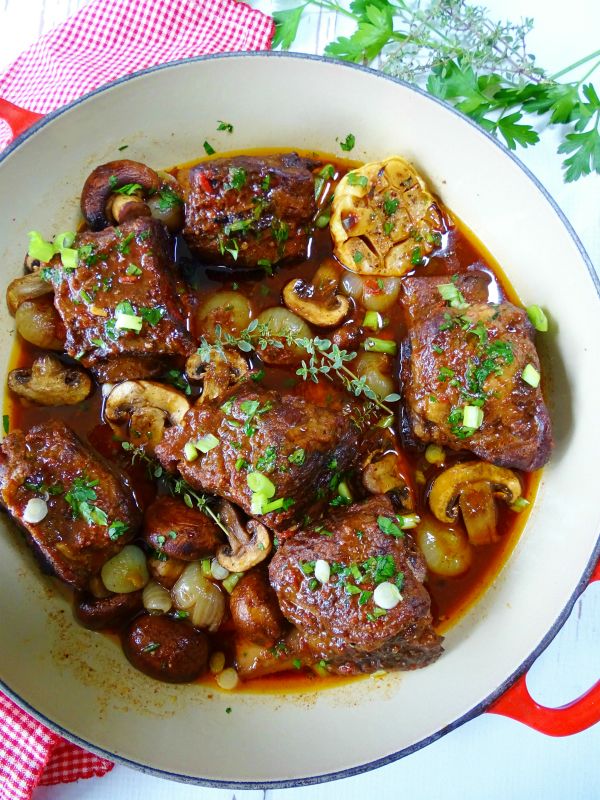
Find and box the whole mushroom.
[8,354,92,406]
[104,380,190,453]
[428,461,522,546]
[81,160,161,230]
[216,500,272,573]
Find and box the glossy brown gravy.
[4,150,538,692]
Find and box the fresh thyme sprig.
[271,0,600,182]
[121,441,231,539]
[198,321,400,417]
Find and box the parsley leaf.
[272,5,307,50]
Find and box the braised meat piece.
[0,420,140,589]
[179,154,316,268]
[50,217,195,379]
[269,495,443,674]
[155,382,359,530]
[400,272,553,471]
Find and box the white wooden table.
[1,1,599,798]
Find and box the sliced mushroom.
[362,452,414,510]
[8,354,92,406]
[186,349,249,403]
[428,461,522,546]
[7,273,54,316]
[104,380,190,453]
[80,160,161,230]
[283,277,350,327]
[216,500,271,572]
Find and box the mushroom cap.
[282,277,350,327]
[8,354,92,406]
[186,349,249,403]
[330,156,445,277]
[428,461,522,523]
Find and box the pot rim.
[1,50,599,788]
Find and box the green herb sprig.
[197,322,400,416]
[272,0,600,182]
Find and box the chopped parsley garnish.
[108,175,118,189]
[157,187,183,212]
[65,475,108,527]
[116,232,136,254]
[114,183,142,195]
[353,250,364,263]
[261,174,271,191]
[377,515,404,538]
[126,263,142,276]
[203,140,216,155]
[256,446,278,473]
[2,414,9,435]
[383,195,399,216]
[225,167,247,191]
[339,133,356,151]
[141,642,160,654]
[140,306,165,326]
[163,369,191,396]
[108,520,128,541]
[347,173,368,187]
[288,448,305,466]
[217,120,234,133]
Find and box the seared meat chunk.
[179,154,316,268]
[269,495,443,674]
[400,272,553,471]
[50,217,194,379]
[0,420,139,589]
[155,382,359,530]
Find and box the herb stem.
[550,48,600,81]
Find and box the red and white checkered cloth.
[0,0,274,149]
[0,1,273,797]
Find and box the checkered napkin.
[0,1,273,796]
[0,0,274,149]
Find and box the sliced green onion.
[315,212,331,228]
[195,433,220,453]
[53,231,76,250]
[364,337,397,355]
[526,305,548,332]
[27,231,55,263]
[510,497,531,513]
[222,572,243,594]
[425,444,445,465]
[377,415,394,429]
[262,497,285,513]
[115,312,143,332]
[184,441,199,462]
[250,491,269,515]
[362,311,382,330]
[462,405,484,429]
[60,247,79,270]
[201,558,212,577]
[397,513,420,530]
[337,480,353,501]
[521,363,541,388]
[246,471,275,498]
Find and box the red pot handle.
[488,558,600,736]
[0,98,43,142]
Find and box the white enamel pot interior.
[0,54,599,788]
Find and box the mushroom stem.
[216,500,271,572]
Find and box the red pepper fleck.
[198,173,215,194]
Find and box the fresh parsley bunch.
[272,0,600,182]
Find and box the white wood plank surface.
[0,0,598,797]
